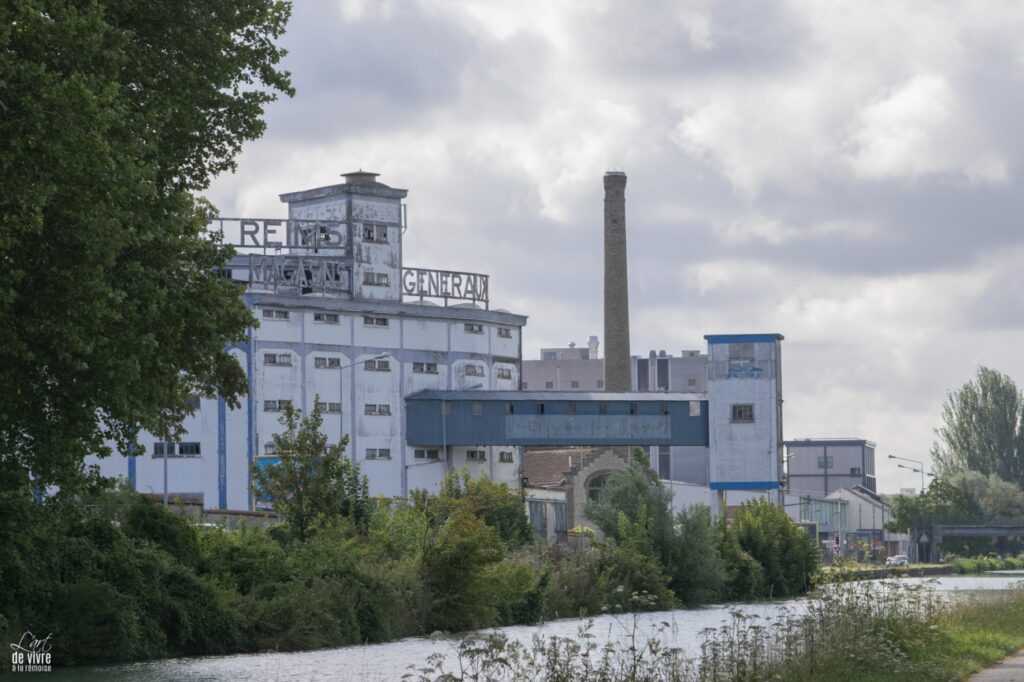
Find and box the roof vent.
[342,170,380,185]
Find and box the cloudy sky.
[207,1,1024,493]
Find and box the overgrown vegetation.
[408,580,1024,681]
[2,422,822,666]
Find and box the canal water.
[46,573,1024,681]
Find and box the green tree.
[423,470,532,548]
[0,0,293,491]
[250,402,369,541]
[726,500,819,598]
[932,367,1024,486]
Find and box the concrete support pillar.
[603,171,631,392]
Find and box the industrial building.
[785,438,877,495]
[90,172,527,508]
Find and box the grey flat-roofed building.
[785,438,876,496]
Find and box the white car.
[886,554,909,567]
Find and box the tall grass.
[407,579,1024,681]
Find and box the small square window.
[153,442,174,457]
[496,368,512,380]
[262,309,289,320]
[570,380,579,389]
[544,381,554,389]
[818,456,834,469]
[466,449,486,461]
[499,451,514,463]
[186,395,201,410]
[264,400,279,412]
[731,404,755,423]
[497,327,512,338]
[366,359,391,372]
[850,467,862,476]
[465,364,484,377]
[363,316,389,327]
[464,323,484,334]
[596,380,604,389]
[313,312,340,324]
[687,378,697,390]
[363,271,389,286]
[178,442,201,457]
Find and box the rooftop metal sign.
[208,217,347,252]
[401,267,489,306]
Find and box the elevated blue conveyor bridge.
[405,390,709,447]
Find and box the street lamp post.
[888,454,927,492]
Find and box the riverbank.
[41,574,1024,681]
[403,576,1024,681]
[822,562,957,581]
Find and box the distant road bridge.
[921,524,1024,562]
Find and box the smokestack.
[603,171,630,392]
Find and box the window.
[365,359,391,372]
[553,501,567,533]
[313,312,340,324]
[543,352,557,360]
[413,362,438,374]
[363,315,389,327]
[499,451,514,463]
[818,456,834,469]
[465,364,484,377]
[315,356,342,369]
[731,404,755,423]
[464,323,484,334]
[186,395,201,410]
[522,382,528,389]
[687,377,697,390]
[570,380,579,389]
[850,467,862,476]
[365,404,391,416]
[316,402,341,413]
[178,442,201,456]
[262,309,289,320]
[472,401,483,416]
[264,353,291,366]
[264,441,277,455]
[264,399,292,412]
[496,368,513,380]
[497,327,512,338]
[153,442,174,457]
[544,381,554,389]
[466,449,486,461]
[415,449,440,460]
[363,271,389,286]
[596,380,604,389]
[362,223,388,243]
[588,474,608,502]
[365,448,391,460]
